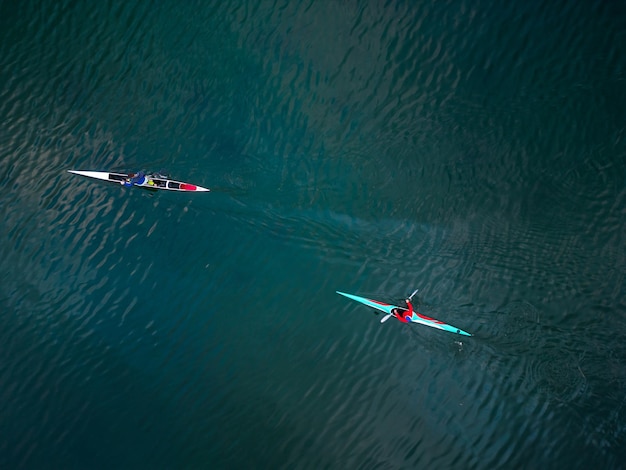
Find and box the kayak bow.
[336,291,471,336]
[68,170,210,192]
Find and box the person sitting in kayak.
[122,171,146,187]
[393,298,414,323]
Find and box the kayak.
[67,170,210,192]
[336,291,472,336]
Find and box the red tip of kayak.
[180,183,197,191]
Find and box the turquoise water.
[1,1,625,468]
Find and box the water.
[1,0,625,468]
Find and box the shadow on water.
[0,298,186,469]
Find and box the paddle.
[380,289,419,323]
[380,313,393,323]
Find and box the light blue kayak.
[337,291,472,336]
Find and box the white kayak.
[68,170,210,192]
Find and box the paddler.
[122,171,146,187]
[393,297,414,323]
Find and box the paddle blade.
[380,314,392,323]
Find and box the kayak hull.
[336,291,472,336]
[68,170,210,192]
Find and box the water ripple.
[2,0,626,468]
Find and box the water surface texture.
[1,1,625,468]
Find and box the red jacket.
[396,300,413,323]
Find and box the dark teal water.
[1,1,626,468]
